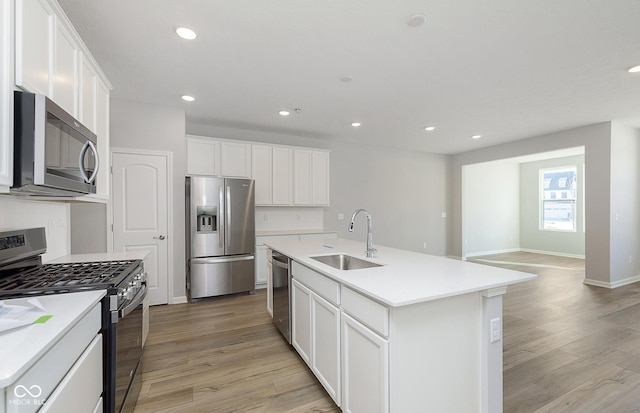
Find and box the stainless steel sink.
[310,254,383,270]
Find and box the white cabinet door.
[186,137,219,176]
[292,278,311,365]
[255,245,267,286]
[311,293,341,406]
[220,140,251,177]
[252,145,272,204]
[342,313,389,413]
[294,149,330,206]
[312,150,330,205]
[15,0,54,96]
[79,52,97,132]
[0,0,13,190]
[52,19,78,117]
[293,149,312,205]
[273,147,293,204]
[266,260,273,317]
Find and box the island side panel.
[389,292,482,412]
[481,287,507,413]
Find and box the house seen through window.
[541,166,577,231]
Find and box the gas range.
[0,227,147,413]
[0,259,143,308]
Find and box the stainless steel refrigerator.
[186,176,255,300]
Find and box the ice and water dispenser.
[196,206,217,232]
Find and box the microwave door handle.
[78,140,100,184]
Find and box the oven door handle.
[119,285,147,318]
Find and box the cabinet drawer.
[39,334,103,413]
[292,261,339,305]
[6,302,102,413]
[341,287,389,337]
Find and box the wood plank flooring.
[135,252,640,412]
[133,291,340,413]
[469,252,640,412]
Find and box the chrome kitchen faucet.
[348,208,377,258]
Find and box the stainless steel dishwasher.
[272,251,291,343]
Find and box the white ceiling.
[58,0,640,155]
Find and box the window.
[541,166,577,231]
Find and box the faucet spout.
[348,208,377,258]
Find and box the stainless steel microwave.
[12,91,99,196]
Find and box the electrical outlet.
[423,242,427,249]
[338,213,344,220]
[490,317,501,343]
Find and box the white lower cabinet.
[292,279,312,365]
[292,276,341,406]
[39,334,103,413]
[311,293,341,405]
[341,313,389,413]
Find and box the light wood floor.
[134,253,640,412]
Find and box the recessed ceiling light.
[279,110,290,116]
[407,14,427,27]
[628,65,640,73]
[181,95,195,102]
[471,134,482,139]
[424,126,436,131]
[340,76,354,83]
[176,27,197,40]
[351,122,361,127]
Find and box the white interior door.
[112,151,168,305]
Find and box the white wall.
[110,99,186,303]
[609,123,640,286]
[256,206,324,232]
[323,141,449,255]
[519,155,585,258]
[462,161,520,257]
[0,197,70,262]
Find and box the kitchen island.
[266,238,536,413]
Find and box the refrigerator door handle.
[219,186,224,248]
[226,185,231,247]
[191,256,255,264]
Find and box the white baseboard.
[171,295,188,304]
[464,248,520,259]
[584,275,640,289]
[255,283,267,290]
[520,248,585,259]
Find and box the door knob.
[154,235,166,240]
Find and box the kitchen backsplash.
[256,206,324,232]
[0,197,70,262]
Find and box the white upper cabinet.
[220,140,251,178]
[15,0,53,96]
[13,0,111,201]
[79,52,97,132]
[294,149,330,206]
[53,18,78,116]
[0,0,13,191]
[252,145,273,204]
[187,136,329,206]
[185,136,220,176]
[272,147,294,205]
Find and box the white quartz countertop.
[265,238,537,307]
[47,250,150,264]
[0,290,106,388]
[257,229,338,237]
